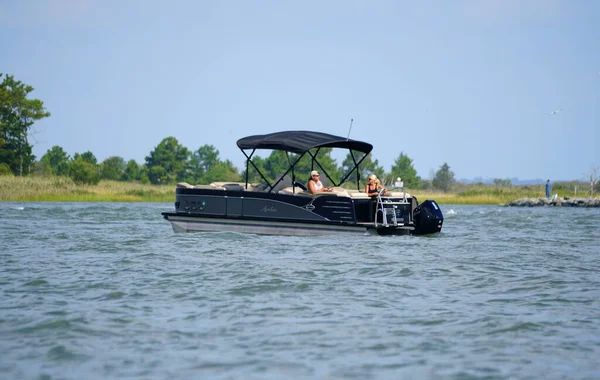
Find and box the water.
[1,202,599,380]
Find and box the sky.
[1,0,599,182]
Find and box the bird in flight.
[548,109,561,115]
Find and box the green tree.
[121,159,148,183]
[0,74,51,175]
[263,150,291,181]
[148,165,168,184]
[432,162,455,193]
[296,148,341,186]
[73,151,98,165]
[239,150,293,185]
[145,137,190,184]
[390,152,421,189]
[203,160,241,183]
[0,163,13,176]
[69,158,100,185]
[100,156,126,181]
[40,146,70,176]
[188,144,221,183]
[241,148,341,186]
[341,152,383,186]
[242,155,267,183]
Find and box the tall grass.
[413,182,592,205]
[1,176,595,204]
[0,176,173,202]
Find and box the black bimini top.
[236,130,373,155]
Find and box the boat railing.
[373,189,393,227]
[374,187,414,228]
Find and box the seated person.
[365,174,387,197]
[307,170,332,194]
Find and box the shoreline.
[507,197,600,207]
[1,177,598,205]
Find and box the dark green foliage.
[100,156,126,181]
[240,148,341,186]
[341,152,383,187]
[0,74,51,176]
[187,144,224,184]
[432,162,455,193]
[41,146,70,176]
[390,152,421,189]
[293,148,340,185]
[242,155,268,183]
[68,158,100,185]
[203,160,241,183]
[148,165,168,184]
[0,163,13,176]
[121,159,146,182]
[145,137,190,184]
[263,150,291,181]
[73,151,98,166]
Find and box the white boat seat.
[348,192,370,198]
[278,187,311,196]
[176,182,195,189]
[176,182,226,190]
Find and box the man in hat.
[307,170,332,194]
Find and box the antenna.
[346,118,354,140]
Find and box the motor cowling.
[413,200,443,235]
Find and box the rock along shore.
[507,197,600,207]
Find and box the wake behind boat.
[162,131,443,236]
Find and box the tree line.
[1,74,458,191]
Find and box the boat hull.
[162,186,435,237]
[162,213,416,236]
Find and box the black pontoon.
[162,131,443,236]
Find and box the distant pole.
[346,118,354,140]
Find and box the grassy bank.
[0,176,173,202]
[0,176,593,204]
[412,181,591,205]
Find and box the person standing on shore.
[545,179,551,198]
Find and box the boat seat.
[222,183,244,191]
[278,187,311,196]
[269,174,293,193]
[386,191,412,198]
[348,192,370,198]
[329,187,350,197]
[176,182,195,189]
[210,182,261,191]
[193,184,226,190]
[309,187,350,197]
[176,182,226,190]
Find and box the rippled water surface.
[1,202,599,379]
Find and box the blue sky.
[2,0,598,181]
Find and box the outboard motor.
[413,200,443,235]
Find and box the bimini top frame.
[236,130,374,193]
